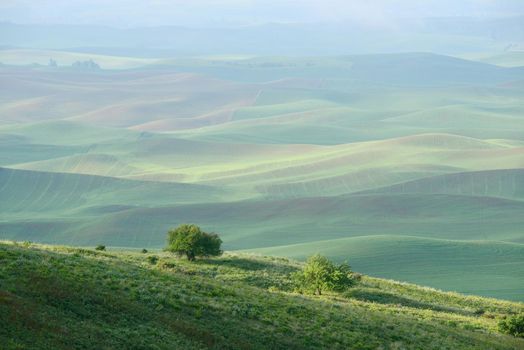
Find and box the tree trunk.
[186,251,195,261]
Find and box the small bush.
[473,308,485,316]
[293,254,358,295]
[498,313,524,337]
[95,245,106,251]
[141,248,148,254]
[147,255,159,265]
[159,261,176,269]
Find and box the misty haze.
[1,1,524,349]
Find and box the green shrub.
[95,245,106,251]
[147,255,159,265]
[498,313,524,337]
[165,224,222,261]
[292,254,357,295]
[159,261,176,269]
[141,248,148,254]
[473,308,485,316]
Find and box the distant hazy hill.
[1,16,523,56]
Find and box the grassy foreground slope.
[1,242,523,350]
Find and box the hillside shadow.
[201,257,291,272]
[346,289,472,316]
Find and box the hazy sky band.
[1,0,523,27]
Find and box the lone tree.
[293,254,357,295]
[165,224,222,261]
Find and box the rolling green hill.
[1,54,523,302]
[0,167,230,214]
[1,242,523,349]
[2,166,523,300]
[156,53,524,85]
[360,169,524,200]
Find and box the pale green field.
[0,48,158,69]
[462,51,524,67]
[1,52,523,300]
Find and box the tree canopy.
[165,224,222,261]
